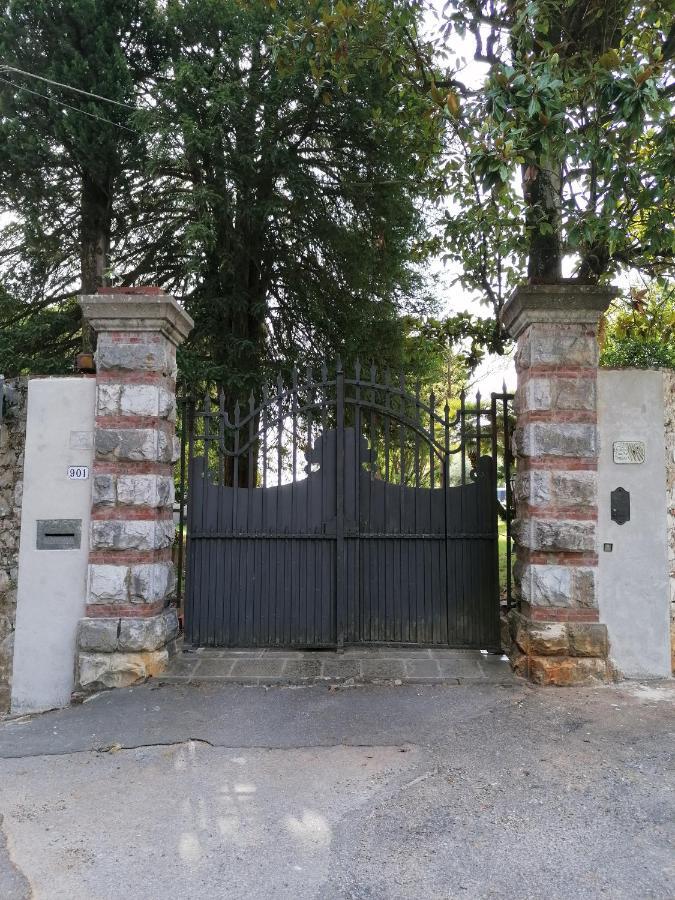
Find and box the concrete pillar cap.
[501,283,618,340]
[79,290,194,347]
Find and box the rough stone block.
[517,423,597,458]
[522,377,597,412]
[567,623,608,658]
[158,388,176,421]
[119,384,161,417]
[515,519,596,553]
[519,563,597,608]
[527,623,569,656]
[528,655,608,686]
[88,565,128,604]
[77,609,179,653]
[92,474,116,507]
[118,608,179,652]
[90,518,175,551]
[95,428,173,463]
[515,470,596,508]
[78,617,119,652]
[77,648,169,691]
[518,324,598,369]
[96,384,121,417]
[129,562,175,604]
[95,334,176,375]
[116,474,174,508]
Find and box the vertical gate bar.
[460,389,466,486]
[214,390,225,645]
[491,392,500,643]
[429,390,435,489]
[384,369,390,483]
[261,387,270,643]
[414,381,421,489]
[291,368,298,483]
[336,358,345,649]
[247,390,257,641]
[475,391,482,473]
[354,360,362,642]
[234,401,244,643]
[176,395,187,614]
[369,363,376,641]
[306,368,314,642]
[202,391,212,645]
[276,374,284,644]
[443,397,451,644]
[398,372,406,643]
[184,399,196,643]
[248,391,255,489]
[291,367,299,642]
[503,386,514,610]
[321,363,328,643]
[384,372,392,641]
[399,372,406,487]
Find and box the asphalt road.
[0,678,673,899]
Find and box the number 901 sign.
[67,466,89,480]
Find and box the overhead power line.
[0,64,139,110]
[0,76,140,133]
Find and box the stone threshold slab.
[159,648,513,686]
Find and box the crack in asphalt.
[0,739,418,761]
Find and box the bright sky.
[422,1,517,395]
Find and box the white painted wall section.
[597,370,671,678]
[11,377,96,712]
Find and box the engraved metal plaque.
[613,441,645,464]
[610,488,630,525]
[36,519,82,550]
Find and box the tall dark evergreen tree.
[0,0,162,364]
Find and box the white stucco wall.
[597,369,671,678]
[11,377,96,712]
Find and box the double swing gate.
[178,362,513,651]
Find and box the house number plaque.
[613,441,645,464]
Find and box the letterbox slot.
[36,519,82,550]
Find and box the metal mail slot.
[36,519,82,550]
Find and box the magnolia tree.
[298,0,674,334]
[437,0,675,323]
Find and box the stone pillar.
[501,284,616,685]
[75,288,193,691]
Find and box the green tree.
[0,0,163,367]
[436,0,675,320]
[126,0,443,401]
[280,0,675,342]
[0,0,448,391]
[600,280,675,368]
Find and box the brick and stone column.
[75,288,193,691]
[501,284,616,685]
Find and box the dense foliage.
[435,0,675,322]
[600,282,675,369]
[0,0,450,398]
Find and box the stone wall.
[501,284,615,685]
[0,378,27,713]
[664,369,675,673]
[75,289,192,691]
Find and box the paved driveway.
[0,678,673,899]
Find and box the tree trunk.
[523,159,563,283]
[80,174,112,350]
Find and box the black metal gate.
[179,363,512,650]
